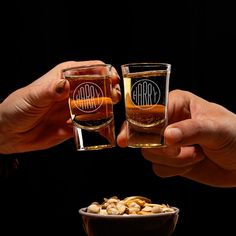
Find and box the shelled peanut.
[86,196,175,216]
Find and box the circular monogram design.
[73,82,104,113]
[131,79,161,110]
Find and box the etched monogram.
[73,82,104,113]
[131,79,160,109]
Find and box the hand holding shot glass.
[63,64,116,151]
[121,63,171,148]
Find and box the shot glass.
[63,64,116,151]
[121,62,171,148]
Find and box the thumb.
[164,119,218,147]
[54,79,70,101]
[27,79,70,108]
[117,121,129,147]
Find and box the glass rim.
[62,63,112,73]
[121,62,171,69]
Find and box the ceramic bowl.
[79,206,179,236]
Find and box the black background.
[1,0,236,235]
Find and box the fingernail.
[165,127,183,142]
[56,80,67,94]
[114,83,121,92]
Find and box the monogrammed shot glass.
[121,63,171,148]
[63,64,116,151]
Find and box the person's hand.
[0,60,121,154]
[117,89,236,187]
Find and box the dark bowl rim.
[79,206,179,219]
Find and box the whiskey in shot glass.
[63,64,116,151]
[121,63,171,148]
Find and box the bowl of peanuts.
[79,196,179,236]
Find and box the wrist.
[0,99,10,154]
[0,101,4,154]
